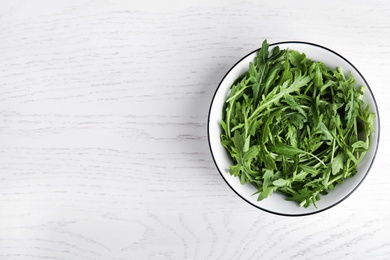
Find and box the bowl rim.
[207,41,381,217]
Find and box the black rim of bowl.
[207,41,381,217]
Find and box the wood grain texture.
[1,0,390,259]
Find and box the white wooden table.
[1,1,389,259]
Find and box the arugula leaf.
[258,186,277,201]
[284,93,307,117]
[331,153,344,175]
[273,178,288,187]
[272,142,303,156]
[286,187,320,208]
[352,140,367,150]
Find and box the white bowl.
[208,41,380,216]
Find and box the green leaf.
[248,119,260,137]
[264,62,283,96]
[318,122,334,141]
[331,153,344,175]
[299,165,319,176]
[243,146,260,161]
[286,125,297,147]
[249,75,311,121]
[258,186,277,201]
[352,140,367,150]
[272,142,304,156]
[273,178,288,187]
[262,169,274,191]
[288,50,306,68]
[243,135,251,153]
[289,113,306,130]
[284,93,307,117]
[252,42,271,107]
[259,148,277,170]
[286,187,320,208]
[220,120,227,134]
[229,163,242,177]
[313,63,324,89]
[280,54,292,84]
[240,171,246,184]
[231,131,245,157]
[226,79,250,103]
[259,40,269,63]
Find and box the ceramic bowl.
[208,41,380,216]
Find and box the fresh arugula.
[220,40,375,208]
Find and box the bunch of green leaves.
[220,40,375,207]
